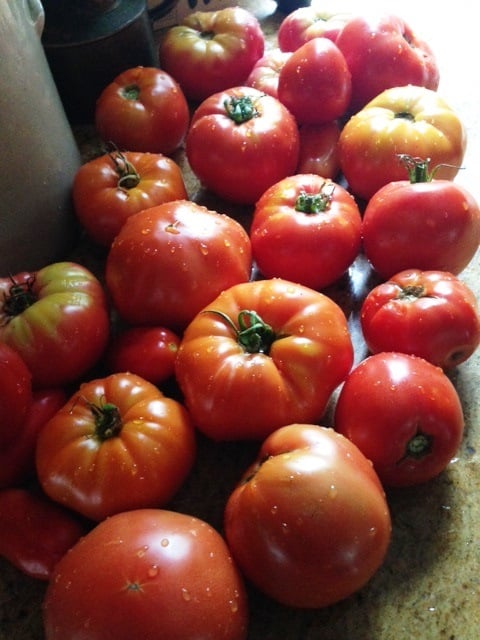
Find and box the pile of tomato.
[1,6,480,639]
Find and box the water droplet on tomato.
[181,587,191,601]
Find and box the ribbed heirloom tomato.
[36,373,196,521]
[72,149,187,247]
[175,278,354,441]
[224,424,391,608]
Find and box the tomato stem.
[121,83,141,101]
[295,181,335,213]
[223,96,260,124]
[2,275,37,319]
[108,148,141,190]
[398,284,426,301]
[203,309,277,354]
[88,401,123,440]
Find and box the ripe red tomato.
[245,48,291,99]
[158,6,264,102]
[334,352,465,487]
[73,149,187,247]
[36,373,196,521]
[43,509,248,640]
[335,13,439,113]
[277,38,351,125]
[105,200,252,331]
[0,262,110,388]
[338,86,467,201]
[175,278,354,441]
[0,342,32,449]
[106,326,181,385]
[361,161,480,278]
[224,424,391,608]
[186,86,300,205]
[360,269,480,369]
[94,66,190,155]
[296,120,341,178]
[277,8,352,51]
[250,174,362,289]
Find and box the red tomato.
[277,7,352,51]
[296,121,341,178]
[159,6,264,102]
[105,200,252,331]
[0,262,110,388]
[106,326,181,385]
[338,86,467,201]
[94,66,190,155]
[334,352,465,487]
[336,13,439,113]
[250,174,362,289]
[43,509,248,640]
[277,38,351,125]
[36,373,196,521]
[224,424,391,608]
[245,48,291,99]
[0,388,66,490]
[73,149,187,247]
[186,86,300,205]
[175,278,354,441]
[360,269,480,369]
[362,159,480,278]
[0,341,32,448]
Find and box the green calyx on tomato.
[295,181,335,213]
[87,400,123,441]
[109,148,141,190]
[120,83,141,101]
[404,430,433,460]
[224,96,260,124]
[2,275,36,318]
[205,309,278,354]
[397,283,426,301]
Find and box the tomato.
[0,488,86,581]
[245,48,291,99]
[43,509,248,640]
[360,269,480,369]
[72,149,187,247]
[106,326,181,385]
[334,352,465,487]
[361,156,480,277]
[94,66,190,155]
[36,373,196,521]
[335,13,440,113]
[0,341,32,449]
[338,86,467,201]
[105,200,252,331]
[277,37,351,125]
[277,7,352,51]
[175,278,354,441]
[224,424,391,608]
[186,86,300,205]
[0,388,66,490]
[296,120,341,178]
[250,175,362,289]
[158,6,264,102]
[0,262,110,388]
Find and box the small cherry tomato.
[334,352,465,487]
[106,326,181,385]
[360,269,480,369]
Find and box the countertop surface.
[1,2,479,639]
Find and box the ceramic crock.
[0,0,81,273]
